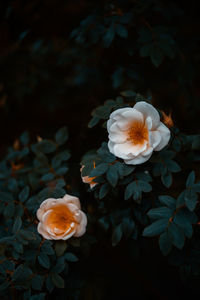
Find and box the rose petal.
[37,222,52,240]
[121,109,144,123]
[110,107,131,120]
[73,211,87,237]
[124,151,152,165]
[149,131,162,149]
[154,122,171,151]
[113,141,148,159]
[134,101,160,129]
[63,194,81,209]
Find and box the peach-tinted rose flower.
[107,101,171,165]
[37,194,87,240]
[80,164,97,189]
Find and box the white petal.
[145,116,153,130]
[121,108,144,123]
[108,140,115,155]
[141,146,153,157]
[66,203,80,215]
[38,198,58,212]
[73,211,87,237]
[134,101,160,129]
[110,107,131,120]
[63,194,81,209]
[113,141,148,159]
[37,222,52,240]
[109,131,127,144]
[154,122,171,151]
[61,229,76,240]
[149,131,162,149]
[107,118,115,131]
[124,151,152,165]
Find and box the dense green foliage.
[0,0,200,299]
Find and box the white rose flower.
[37,194,87,240]
[107,101,171,165]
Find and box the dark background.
[0,1,200,299]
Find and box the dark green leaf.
[55,127,68,145]
[143,218,169,237]
[19,186,30,202]
[99,183,110,199]
[112,224,123,246]
[51,273,65,288]
[55,241,67,257]
[65,252,78,262]
[161,172,172,188]
[90,163,108,176]
[159,195,176,209]
[186,171,195,187]
[168,223,185,249]
[116,24,128,38]
[38,253,50,268]
[12,216,22,233]
[32,275,44,290]
[159,231,172,256]
[106,165,118,187]
[147,207,173,220]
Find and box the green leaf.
[65,252,78,262]
[38,253,50,268]
[106,165,118,187]
[147,207,173,220]
[33,140,57,154]
[122,218,135,238]
[159,195,176,209]
[88,115,100,128]
[168,223,185,249]
[138,180,152,192]
[99,183,110,199]
[150,45,164,67]
[55,241,67,257]
[186,171,195,188]
[161,172,172,188]
[0,191,13,203]
[0,281,10,291]
[12,264,24,281]
[55,127,68,145]
[167,160,181,172]
[51,273,65,288]
[4,202,15,218]
[32,275,44,290]
[173,212,193,238]
[143,218,169,237]
[20,131,30,145]
[90,163,108,176]
[140,44,151,57]
[30,294,45,300]
[184,190,198,211]
[159,231,172,256]
[116,24,128,38]
[19,186,30,202]
[103,22,115,48]
[12,216,22,233]
[124,181,135,200]
[112,224,123,246]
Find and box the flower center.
[47,204,75,235]
[127,120,148,145]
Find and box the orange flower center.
[46,204,75,235]
[127,120,148,145]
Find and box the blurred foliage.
[1,0,200,299]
